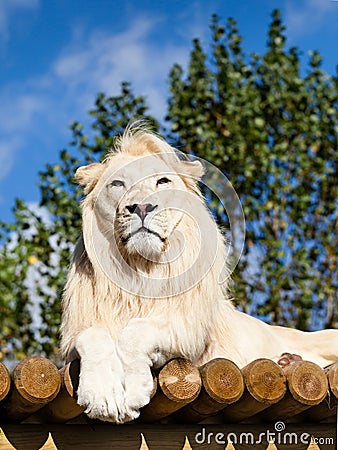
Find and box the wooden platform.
[0,357,336,449]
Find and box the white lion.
[61,124,338,423]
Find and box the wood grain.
[256,360,328,422]
[0,357,61,422]
[173,359,244,423]
[140,358,201,422]
[223,358,287,423]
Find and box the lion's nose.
[126,203,158,221]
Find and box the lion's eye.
[110,180,125,188]
[157,177,171,185]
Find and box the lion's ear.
[179,160,204,181]
[75,163,104,193]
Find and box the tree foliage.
[167,11,337,330]
[0,11,336,362]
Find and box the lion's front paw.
[77,365,126,423]
[78,386,124,422]
[122,372,154,422]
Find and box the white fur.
[61,126,338,423]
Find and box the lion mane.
[60,125,239,365]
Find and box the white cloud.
[0,0,39,45]
[0,138,20,182]
[0,90,46,132]
[52,16,189,118]
[0,89,47,185]
[285,0,336,38]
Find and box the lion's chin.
[125,231,164,261]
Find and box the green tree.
[0,11,336,362]
[167,11,337,330]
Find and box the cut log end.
[201,358,244,404]
[285,360,328,405]
[159,358,201,403]
[242,358,287,404]
[13,356,61,403]
[140,359,201,422]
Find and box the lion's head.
[77,146,201,258]
[73,126,224,298]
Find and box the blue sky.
[0,0,337,224]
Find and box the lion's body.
[61,125,338,423]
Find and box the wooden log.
[222,358,287,423]
[172,358,244,423]
[30,359,85,423]
[0,362,11,402]
[140,358,201,422]
[255,360,328,422]
[292,396,337,424]
[286,360,329,404]
[0,356,61,422]
[291,362,338,423]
